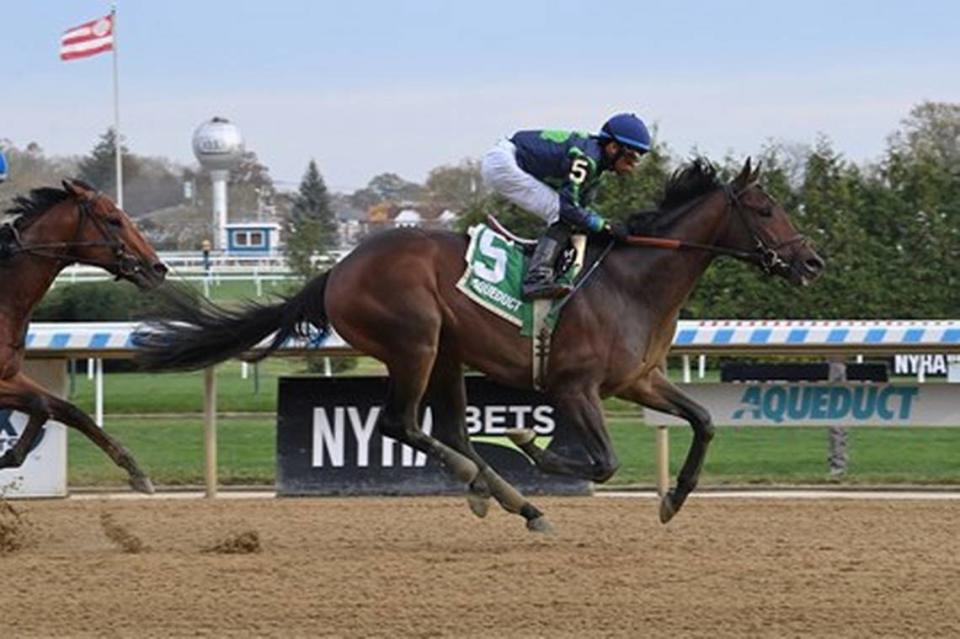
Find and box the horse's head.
[61,179,168,290]
[722,159,825,286]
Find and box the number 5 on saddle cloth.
[456,223,587,390]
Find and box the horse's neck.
[0,221,74,321]
[614,191,730,312]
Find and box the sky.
[3,0,959,193]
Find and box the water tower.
[192,117,245,250]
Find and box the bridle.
[618,184,809,273]
[722,183,810,275]
[1,194,144,280]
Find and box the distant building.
[225,222,282,255]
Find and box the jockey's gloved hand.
[603,221,630,241]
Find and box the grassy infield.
[67,358,960,489]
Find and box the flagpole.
[111,4,123,208]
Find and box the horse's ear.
[750,160,763,184]
[732,157,753,190]
[62,179,92,200]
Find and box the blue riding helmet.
[0,150,7,183]
[598,113,651,154]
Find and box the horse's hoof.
[130,475,155,495]
[505,428,536,447]
[466,493,490,518]
[0,451,21,470]
[659,494,678,524]
[526,516,554,534]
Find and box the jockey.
[481,112,652,300]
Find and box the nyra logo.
[0,409,45,456]
[312,404,555,468]
[732,385,920,424]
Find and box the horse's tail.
[135,272,331,372]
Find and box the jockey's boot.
[522,224,573,300]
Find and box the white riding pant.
[480,139,561,225]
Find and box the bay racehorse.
[0,179,167,491]
[136,158,824,530]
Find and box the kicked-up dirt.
[2,495,958,638]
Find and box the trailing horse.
[0,179,167,491]
[136,158,824,531]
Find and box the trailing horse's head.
[723,159,825,286]
[61,179,168,290]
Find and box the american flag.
[60,14,114,61]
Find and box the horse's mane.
[3,179,94,227]
[625,157,721,234]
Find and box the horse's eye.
[107,218,124,228]
[758,205,773,217]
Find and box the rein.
[621,184,809,274]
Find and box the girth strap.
[531,234,587,391]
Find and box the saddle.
[484,214,578,276]
[481,215,588,390]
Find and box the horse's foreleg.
[48,397,154,494]
[507,385,619,483]
[379,348,551,533]
[427,351,549,531]
[618,370,714,523]
[0,374,153,493]
[426,352,492,518]
[0,376,53,470]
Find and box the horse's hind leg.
[0,374,153,493]
[427,348,551,532]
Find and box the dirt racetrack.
[2,495,958,638]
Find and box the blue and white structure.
[669,320,960,355]
[24,320,960,358]
[226,222,281,256]
[0,149,8,183]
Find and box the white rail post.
[203,366,218,498]
[95,358,104,427]
[656,426,670,497]
[682,355,691,383]
[698,354,706,379]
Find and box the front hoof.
[129,474,155,495]
[526,516,554,534]
[659,490,688,524]
[505,428,536,447]
[659,494,677,524]
[466,493,490,518]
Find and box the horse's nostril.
[154,263,169,276]
[806,257,824,272]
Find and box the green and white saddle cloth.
[456,224,578,337]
